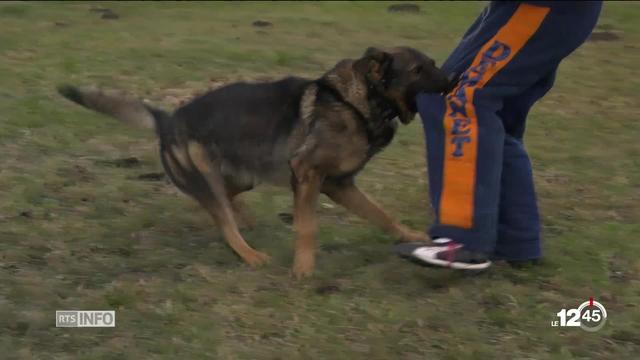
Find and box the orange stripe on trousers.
[439,4,550,229]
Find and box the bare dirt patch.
[388,4,420,13]
[588,31,621,42]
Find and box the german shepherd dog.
[58,47,452,278]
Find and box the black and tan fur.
[57,47,452,278]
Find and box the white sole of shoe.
[412,247,492,270]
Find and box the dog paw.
[243,250,271,267]
[292,253,315,279]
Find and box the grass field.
[1,1,639,359]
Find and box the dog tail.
[57,84,170,133]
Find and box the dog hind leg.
[162,141,270,267]
[225,180,257,230]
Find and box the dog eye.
[412,65,423,74]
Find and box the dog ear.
[354,47,393,84]
[321,50,392,119]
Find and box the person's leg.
[494,71,557,262]
[499,71,556,141]
[399,2,602,269]
[418,2,555,257]
[497,135,541,261]
[417,0,522,241]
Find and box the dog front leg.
[322,178,430,243]
[290,164,323,279]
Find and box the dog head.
[354,46,454,124]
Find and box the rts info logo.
[56,310,115,328]
[551,298,607,332]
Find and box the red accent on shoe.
[446,241,456,266]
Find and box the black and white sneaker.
[394,238,491,271]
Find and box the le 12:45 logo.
[552,297,607,332]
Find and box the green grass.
[1,1,639,359]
